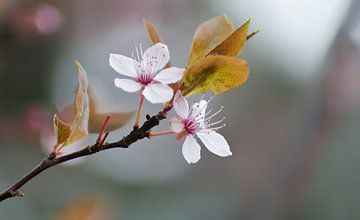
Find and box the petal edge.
[114,78,142,92]
[197,131,232,157]
[182,135,201,164]
[142,83,173,103]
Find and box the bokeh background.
[1,0,360,219]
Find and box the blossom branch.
[0,109,168,203]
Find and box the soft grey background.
[1,0,360,219]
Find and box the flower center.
[183,119,198,134]
[185,99,226,134]
[137,73,153,85]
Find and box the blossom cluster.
[110,42,232,163]
[0,15,257,205]
[51,16,255,164]
[107,16,256,164]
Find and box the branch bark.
[0,110,167,203]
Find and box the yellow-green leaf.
[209,19,251,57]
[53,114,71,146]
[143,18,163,44]
[63,61,89,146]
[182,55,249,96]
[187,15,234,66]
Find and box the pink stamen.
[183,119,197,134]
[137,73,153,85]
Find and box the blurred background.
[0,0,360,219]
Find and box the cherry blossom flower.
[110,43,184,104]
[170,92,232,164]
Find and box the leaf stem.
[247,30,259,40]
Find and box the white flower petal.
[114,78,142,92]
[154,67,185,84]
[143,43,170,72]
[182,135,201,164]
[197,131,232,157]
[190,100,207,120]
[109,54,139,78]
[170,117,184,133]
[142,83,173,103]
[173,91,189,118]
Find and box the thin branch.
[0,109,168,203]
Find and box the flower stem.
[134,94,145,129]
[148,130,173,137]
[97,114,111,144]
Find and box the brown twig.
[0,109,168,203]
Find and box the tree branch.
[0,110,168,203]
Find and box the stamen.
[200,94,205,101]
[211,124,226,131]
[138,72,153,85]
[205,109,213,116]
[132,51,141,72]
[187,122,197,129]
[183,119,199,133]
[139,40,144,59]
[135,45,140,62]
[206,96,214,104]
[206,117,226,127]
[205,106,223,121]
[193,101,208,118]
